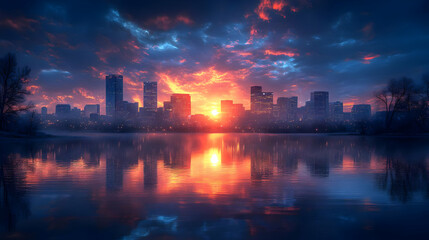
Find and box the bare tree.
[0,53,32,130]
[416,75,429,130]
[374,77,416,130]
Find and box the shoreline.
[1,130,429,140]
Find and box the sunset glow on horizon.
[2,0,426,116]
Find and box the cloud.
[1,0,429,115]
[40,69,70,74]
[265,49,298,57]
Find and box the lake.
[1,133,429,239]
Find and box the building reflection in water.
[0,134,429,238]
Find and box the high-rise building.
[329,101,343,121]
[84,104,100,118]
[221,100,245,119]
[163,101,173,120]
[351,104,371,121]
[277,96,298,121]
[250,86,273,115]
[250,86,262,113]
[260,92,273,114]
[118,101,139,117]
[310,91,329,120]
[221,100,233,114]
[55,104,71,118]
[71,107,82,119]
[41,107,47,116]
[170,94,191,121]
[106,74,123,117]
[144,82,157,112]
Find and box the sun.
[211,109,219,117]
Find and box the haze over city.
[2,1,429,239]
[2,0,429,116]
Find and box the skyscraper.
[310,91,329,120]
[170,94,191,121]
[55,104,71,118]
[351,104,371,121]
[250,86,262,113]
[144,81,157,112]
[41,107,47,116]
[106,74,123,117]
[250,86,273,115]
[260,92,273,114]
[221,100,245,119]
[277,96,298,121]
[329,101,343,121]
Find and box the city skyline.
[44,73,372,120]
[1,0,428,116]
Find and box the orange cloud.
[156,67,249,115]
[73,88,96,100]
[362,53,380,64]
[146,15,194,30]
[231,51,252,57]
[265,49,298,57]
[0,17,38,31]
[26,85,41,94]
[255,0,288,21]
[176,15,194,25]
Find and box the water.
[1,133,429,239]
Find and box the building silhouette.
[329,101,343,121]
[106,74,123,117]
[221,100,245,120]
[250,86,273,115]
[55,104,71,118]
[143,82,157,112]
[170,94,191,121]
[277,96,298,121]
[352,104,371,121]
[250,86,262,113]
[310,91,329,120]
[119,101,138,117]
[41,106,47,116]
[84,104,100,118]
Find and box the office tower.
[106,74,123,117]
[41,107,47,116]
[277,96,298,121]
[221,100,245,119]
[250,86,273,115]
[163,101,173,120]
[310,91,329,120]
[351,104,371,121]
[250,86,262,113]
[329,101,343,121]
[170,94,191,121]
[119,101,139,117]
[71,107,82,119]
[144,81,157,111]
[84,104,100,118]
[260,92,273,114]
[221,100,234,115]
[55,104,71,118]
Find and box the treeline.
[371,76,429,134]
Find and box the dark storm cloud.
[0,0,428,113]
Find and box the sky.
[1,0,428,115]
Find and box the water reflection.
[0,134,429,239]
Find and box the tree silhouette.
[375,77,417,130]
[0,53,32,131]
